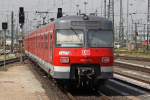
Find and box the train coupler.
[76,67,96,87]
[77,67,95,79]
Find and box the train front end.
[53,15,114,86]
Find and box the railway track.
[0,55,27,67]
[114,60,150,89]
[68,88,111,100]
[116,55,150,62]
[115,60,150,73]
[105,79,149,100]
[0,58,20,66]
[114,68,150,84]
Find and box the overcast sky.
[0,0,147,14]
[0,0,148,31]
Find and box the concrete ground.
[0,63,49,100]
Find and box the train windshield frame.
[56,29,84,48]
[87,29,113,48]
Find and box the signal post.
[2,22,8,70]
[19,7,25,63]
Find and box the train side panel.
[25,24,55,74]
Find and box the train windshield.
[88,30,113,47]
[56,29,84,47]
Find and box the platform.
[0,62,49,100]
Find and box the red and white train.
[24,13,114,87]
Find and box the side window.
[40,35,42,48]
[45,34,48,49]
[40,35,43,48]
[37,35,40,48]
[50,32,53,49]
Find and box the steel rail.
[114,61,150,89]
[97,91,112,100]
[116,55,150,62]
[0,56,27,66]
[115,60,150,73]
[0,58,20,66]
[106,79,148,100]
[114,69,150,84]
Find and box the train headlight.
[101,57,110,64]
[60,57,70,64]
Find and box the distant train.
[24,11,114,87]
[143,40,150,46]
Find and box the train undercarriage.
[57,64,107,89]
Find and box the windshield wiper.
[70,27,82,42]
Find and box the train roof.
[54,15,113,30]
[55,15,111,22]
[25,15,113,39]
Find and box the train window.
[87,30,113,47]
[39,41,40,48]
[41,35,42,40]
[56,29,84,47]
[50,34,52,49]
[50,34,52,39]
[45,41,48,49]
[45,34,48,40]
[40,42,42,48]
[44,34,48,49]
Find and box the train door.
[44,32,49,62]
[49,30,53,64]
